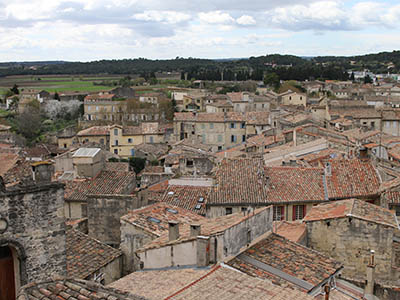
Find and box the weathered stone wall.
[120,220,157,274]
[88,194,146,246]
[0,183,66,285]
[306,217,397,284]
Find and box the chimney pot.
[168,221,180,241]
[190,224,201,237]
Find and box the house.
[173,112,270,152]
[279,90,307,107]
[139,165,172,188]
[205,100,233,113]
[109,123,169,158]
[135,206,273,270]
[66,229,123,285]
[304,199,400,286]
[120,202,205,274]
[57,126,77,149]
[77,126,110,150]
[382,109,400,136]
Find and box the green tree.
[263,73,281,91]
[350,72,355,81]
[10,84,19,95]
[54,92,60,100]
[364,74,373,84]
[129,157,146,174]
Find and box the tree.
[10,84,19,95]
[263,73,281,91]
[54,92,60,100]
[16,102,42,144]
[129,157,146,174]
[364,75,373,84]
[349,72,355,81]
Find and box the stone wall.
[0,182,66,286]
[306,217,399,285]
[88,194,147,246]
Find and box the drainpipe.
[324,284,330,300]
[365,250,375,297]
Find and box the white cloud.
[198,11,234,24]
[133,10,191,24]
[236,15,256,25]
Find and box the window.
[289,96,292,100]
[231,135,237,143]
[300,96,303,100]
[210,123,214,129]
[293,205,306,220]
[130,149,135,156]
[241,122,245,129]
[371,121,375,128]
[242,135,246,142]
[218,146,222,151]
[217,135,223,142]
[149,136,154,143]
[96,106,99,111]
[273,206,284,221]
[63,143,67,148]
[128,138,133,143]
[114,149,118,154]
[230,123,236,129]
[187,160,194,167]
[225,207,233,215]
[262,104,264,108]
[201,124,205,129]
[115,140,119,146]
[81,203,87,218]
[114,128,118,135]
[241,207,247,213]
[87,106,91,111]
[202,134,206,143]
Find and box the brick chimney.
[168,221,180,241]
[196,236,210,267]
[365,250,375,296]
[190,224,201,237]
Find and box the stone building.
[279,90,307,107]
[0,172,66,299]
[304,199,400,286]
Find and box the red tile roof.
[121,202,205,237]
[266,166,326,203]
[64,170,136,202]
[208,158,269,205]
[66,229,122,279]
[304,199,398,228]
[160,185,210,215]
[227,233,342,292]
[77,126,110,136]
[275,221,307,243]
[326,159,380,199]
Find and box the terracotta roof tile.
[66,229,122,279]
[275,221,306,243]
[121,202,205,236]
[304,199,398,228]
[160,185,210,215]
[227,233,342,292]
[18,278,146,300]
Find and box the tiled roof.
[160,185,211,215]
[245,111,270,125]
[135,143,169,157]
[139,208,269,251]
[64,170,135,202]
[174,112,268,123]
[326,159,380,199]
[3,158,32,186]
[227,233,342,292]
[145,180,169,201]
[275,221,306,243]
[303,199,398,228]
[109,267,211,300]
[167,265,313,300]
[121,202,205,237]
[0,153,19,176]
[66,229,122,279]
[18,278,146,300]
[84,92,115,101]
[77,126,110,136]
[104,161,130,172]
[384,191,400,204]
[266,167,326,203]
[140,165,165,174]
[123,125,143,135]
[208,158,269,205]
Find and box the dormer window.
[114,129,118,135]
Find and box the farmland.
[0,74,123,96]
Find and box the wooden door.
[0,247,16,300]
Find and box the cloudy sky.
[1,0,400,61]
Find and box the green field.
[0,75,124,94]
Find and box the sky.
[1,0,400,62]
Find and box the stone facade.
[0,181,66,292]
[306,217,400,285]
[87,194,147,247]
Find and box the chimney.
[365,250,376,296]
[168,221,180,241]
[190,224,201,237]
[31,161,54,183]
[324,284,330,300]
[196,236,210,267]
